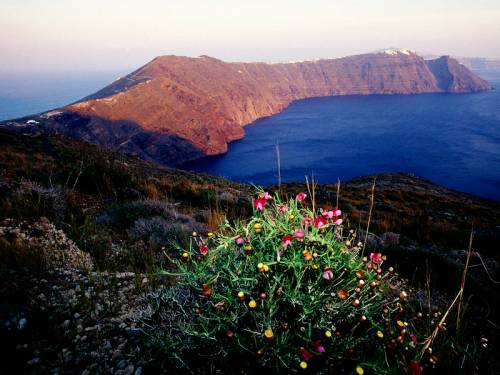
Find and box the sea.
[1,71,499,201]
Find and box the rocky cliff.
[2,50,491,165]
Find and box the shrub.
[129,216,205,249]
[150,190,421,373]
[0,181,66,222]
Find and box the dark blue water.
[0,71,125,121]
[184,77,500,201]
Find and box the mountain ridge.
[2,51,492,166]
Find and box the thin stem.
[362,177,376,257]
[457,225,474,332]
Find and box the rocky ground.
[0,218,158,374]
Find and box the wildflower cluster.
[170,190,424,373]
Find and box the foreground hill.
[1,51,491,165]
[1,129,499,373]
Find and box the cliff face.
[3,51,491,165]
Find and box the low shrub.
[148,190,423,373]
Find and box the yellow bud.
[325,330,332,338]
[248,300,257,309]
[377,330,384,338]
[356,366,364,375]
[300,361,307,369]
[264,329,273,341]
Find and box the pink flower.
[313,340,326,353]
[262,191,271,200]
[282,235,293,248]
[321,208,342,219]
[370,252,383,264]
[198,241,209,256]
[302,216,313,227]
[277,204,288,213]
[296,192,307,202]
[323,267,334,280]
[322,209,335,219]
[314,216,327,228]
[254,197,267,211]
[293,228,305,240]
[334,218,343,226]
[235,236,245,246]
[410,334,418,344]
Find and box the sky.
[1,0,500,74]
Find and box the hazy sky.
[1,0,499,73]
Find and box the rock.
[17,318,27,330]
[115,365,134,375]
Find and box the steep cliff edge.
[2,51,491,165]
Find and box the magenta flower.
[370,252,383,264]
[293,228,305,240]
[235,236,245,247]
[296,192,307,202]
[302,216,313,227]
[314,216,327,228]
[334,209,342,217]
[313,340,326,353]
[198,241,209,256]
[254,197,267,211]
[323,267,334,280]
[282,235,293,248]
[334,218,343,226]
[277,204,288,213]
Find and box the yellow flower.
[181,252,189,259]
[257,263,264,272]
[325,330,332,338]
[263,264,270,272]
[248,300,257,309]
[300,361,307,369]
[254,223,263,233]
[207,232,214,239]
[238,291,245,300]
[376,330,384,338]
[264,329,273,341]
[397,320,405,328]
[356,366,364,375]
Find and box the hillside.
[1,51,491,166]
[1,129,499,373]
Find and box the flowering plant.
[163,190,423,373]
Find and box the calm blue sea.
[184,73,500,201]
[0,71,125,121]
